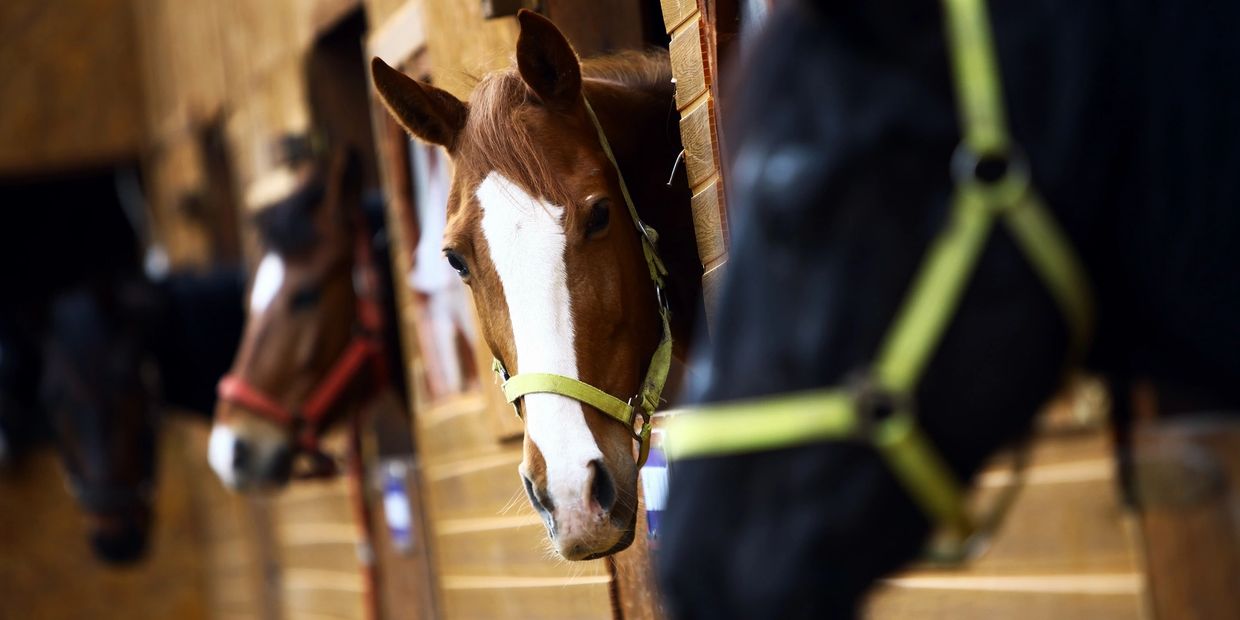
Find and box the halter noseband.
[217,217,388,465]
[490,98,674,470]
[663,0,1094,562]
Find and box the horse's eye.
[585,198,611,237]
[445,250,469,277]
[290,286,321,310]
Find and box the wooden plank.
[425,451,529,521]
[659,0,698,33]
[690,180,725,266]
[669,19,707,109]
[435,522,612,578]
[439,581,613,620]
[678,97,720,191]
[609,488,667,620]
[866,584,1143,620]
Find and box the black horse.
[658,0,1240,617]
[1,169,245,564]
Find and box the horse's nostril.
[589,459,616,514]
[231,438,250,469]
[522,474,548,513]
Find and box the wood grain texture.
[659,0,698,33]
[678,97,720,191]
[438,581,613,620]
[669,19,707,110]
[690,180,725,266]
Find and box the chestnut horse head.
[372,10,699,559]
[209,148,382,491]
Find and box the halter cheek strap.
[490,97,674,470]
[664,0,1094,562]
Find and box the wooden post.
[1133,417,1240,620]
[659,0,732,324]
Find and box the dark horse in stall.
[659,0,1240,617]
[0,169,244,564]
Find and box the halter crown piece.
[663,0,1094,562]
[490,98,674,470]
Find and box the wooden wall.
[0,0,145,176]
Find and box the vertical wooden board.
[609,487,667,620]
[668,19,707,109]
[678,97,720,190]
[1135,420,1240,620]
[659,0,698,32]
[690,180,725,266]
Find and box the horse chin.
[578,510,638,561]
[86,511,151,566]
[581,525,636,560]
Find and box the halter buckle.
[847,372,913,436]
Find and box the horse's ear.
[516,9,581,107]
[371,58,467,149]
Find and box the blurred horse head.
[41,282,159,565]
[209,148,384,491]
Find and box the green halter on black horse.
[658,0,1240,617]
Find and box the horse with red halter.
[657,0,1240,617]
[209,146,398,491]
[371,10,701,560]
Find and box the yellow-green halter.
[491,97,674,470]
[663,0,1094,560]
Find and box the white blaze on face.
[477,172,602,508]
[207,424,239,488]
[249,253,285,313]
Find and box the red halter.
[216,218,389,464]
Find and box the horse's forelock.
[461,50,672,210]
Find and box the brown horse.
[208,148,389,491]
[372,10,701,559]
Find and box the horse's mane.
[463,49,671,208]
